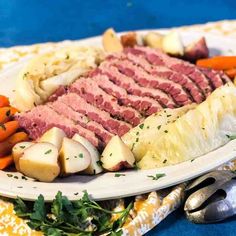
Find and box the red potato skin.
[183,37,209,63]
[104,161,134,172]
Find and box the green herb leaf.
[139,124,144,129]
[114,173,126,177]
[30,194,46,222]
[14,197,30,218]
[226,134,236,140]
[44,149,52,155]
[79,153,84,158]
[147,173,166,180]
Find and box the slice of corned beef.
[47,85,68,102]
[48,101,113,144]
[15,105,101,148]
[111,52,204,103]
[89,74,163,115]
[125,46,214,97]
[70,77,142,126]
[56,93,132,137]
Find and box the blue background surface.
[1,0,236,235]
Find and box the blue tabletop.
[1,0,236,235]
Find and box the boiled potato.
[39,127,66,150]
[143,32,163,49]
[102,28,123,53]
[162,31,184,56]
[72,134,103,175]
[101,135,135,171]
[12,141,34,171]
[19,142,60,182]
[59,137,91,175]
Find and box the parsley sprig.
[14,191,133,236]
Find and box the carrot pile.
[0,95,28,169]
[196,56,236,79]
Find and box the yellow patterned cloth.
[0,20,236,236]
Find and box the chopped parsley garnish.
[21,176,28,180]
[147,173,166,180]
[135,138,139,142]
[114,173,126,177]
[191,159,195,162]
[167,114,171,117]
[19,146,25,149]
[14,176,19,179]
[96,160,103,167]
[7,174,13,178]
[202,127,205,130]
[226,134,236,140]
[0,123,6,130]
[146,126,150,129]
[164,130,168,133]
[157,125,161,130]
[133,163,140,170]
[163,159,167,164]
[79,153,84,158]
[44,149,52,155]
[6,110,11,117]
[66,158,69,160]
[17,186,23,188]
[136,131,139,135]
[139,124,144,129]
[109,153,113,157]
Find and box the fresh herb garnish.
[14,191,133,236]
[114,173,126,177]
[0,123,6,130]
[96,160,103,167]
[167,114,171,117]
[136,131,139,136]
[191,159,195,162]
[163,159,167,164]
[135,138,139,142]
[164,130,168,133]
[147,173,166,180]
[7,174,13,177]
[226,134,236,140]
[109,153,113,157]
[139,124,144,129]
[157,125,161,130]
[79,153,84,158]
[20,145,26,149]
[6,110,11,117]
[44,149,52,155]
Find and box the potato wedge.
[39,127,66,150]
[59,137,91,175]
[102,28,123,53]
[72,134,103,175]
[101,135,135,171]
[162,31,184,56]
[143,32,163,49]
[19,142,60,182]
[12,141,34,171]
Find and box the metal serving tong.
[184,170,236,223]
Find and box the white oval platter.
[0,31,235,201]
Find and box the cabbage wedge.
[138,83,236,169]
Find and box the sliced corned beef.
[125,46,214,97]
[48,101,113,144]
[90,74,162,115]
[92,68,176,108]
[57,93,132,137]
[16,105,101,148]
[111,52,204,103]
[101,59,191,105]
[70,77,142,126]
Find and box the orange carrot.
[224,68,236,79]
[0,107,18,123]
[0,155,13,169]
[0,121,19,142]
[197,56,236,70]
[0,132,28,157]
[0,95,9,108]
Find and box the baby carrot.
[197,56,236,70]
[0,121,19,142]
[0,132,28,157]
[0,155,13,170]
[0,95,9,108]
[224,68,236,79]
[0,107,18,123]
